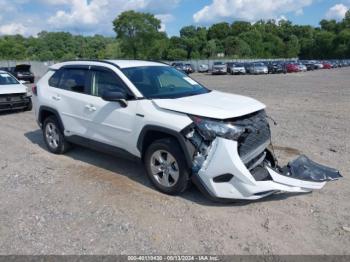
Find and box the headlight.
[189,115,246,141]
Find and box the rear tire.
[144,138,190,195]
[43,116,70,154]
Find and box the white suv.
[32,60,341,201]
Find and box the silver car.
[247,62,268,75]
[212,62,227,75]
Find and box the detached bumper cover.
[282,155,342,182]
[192,138,342,201]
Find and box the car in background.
[322,61,332,69]
[0,70,32,112]
[10,64,35,83]
[212,61,227,75]
[302,61,317,71]
[198,64,209,73]
[184,63,194,74]
[246,62,268,75]
[286,63,300,73]
[267,62,286,74]
[171,62,186,73]
[297,63,307,72]
[314,62,324,69]
[227,62,246,75]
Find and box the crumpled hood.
[0,84,27,95]
[153,90,266,119]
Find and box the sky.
[0,0,349,37]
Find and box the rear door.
[48,65,95,137]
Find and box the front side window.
[0,72,18,85]
[59,69,88,93]
[91,70,127,97]
[122,66,209,99]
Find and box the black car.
[11,64,35,83]
[302,61,317,71]
[267,62,287,74]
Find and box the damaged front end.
[183,110,342,201]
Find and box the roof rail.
[59,59,121,69]
[59,59,170,68]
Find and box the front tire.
[43,116,70,154]
[25,98,32,111]
[144,138,190,195]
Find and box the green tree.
[113,11,162,59]
[224,36,251,57]
[285,35,300,58]
[208,22,230,40]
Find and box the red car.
[322,62,332,69]
[286,63,300,73]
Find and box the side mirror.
[19,80,27,84]
[102,91,128,108]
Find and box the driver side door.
[83,66,138,151]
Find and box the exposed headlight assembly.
[189,115,246,141]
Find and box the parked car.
[212,61,227,75]
[198,64,209,73]
[0,70,32,112]
[246,62,268,75]
[227,62,246,75]
[267,62,286,74]
[32,60,342,201]
[297,63,307,72]
[171,62,186,73]
[314,62,324,69]
[184,63,194,74]
[322,62,332,69]
[302,61,317,71]
[286,63,300,73]
[10,64,35,83]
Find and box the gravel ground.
[0,68,349,255]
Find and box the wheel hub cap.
[150,150,179,187]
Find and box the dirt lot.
[0,68,349,255]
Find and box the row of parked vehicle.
[172,60,350,75]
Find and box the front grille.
[0,93,26,103]
[230,110,271,163]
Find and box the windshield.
[214,62,225,65]
[122,66,209,99]
[0,72,18,85]
[254,63,265,67]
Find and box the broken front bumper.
[192,138,342,201]
[0,95,31,112]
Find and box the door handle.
[85,104,96,112]
[52,95,61,101]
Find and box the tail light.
[32,85,37,96]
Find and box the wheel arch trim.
[137,125,194,169]
[38,106,65,131]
